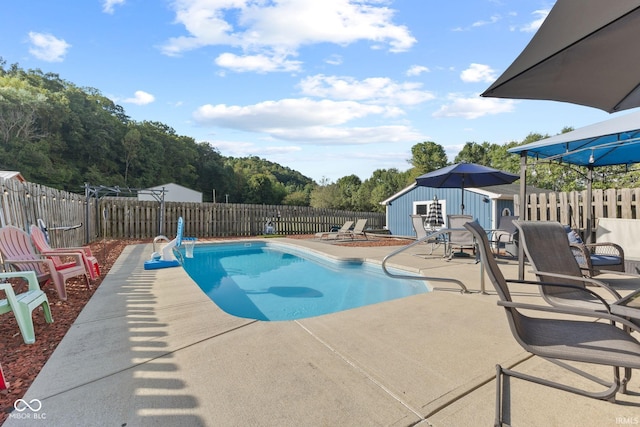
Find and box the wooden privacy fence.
[99,198,386,239]
[515,187,640,230]
[0,178,385,245]
[0,178,91,249]
[9,176,639,246]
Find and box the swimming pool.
[179,241,429,321]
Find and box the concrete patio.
[5,238,640,426]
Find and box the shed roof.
[380,183,545,205]
[0,171,26,182]
[142,183,202,195]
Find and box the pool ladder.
[381,228,471,293]
[153,235,170,253]
[153,234,185,265]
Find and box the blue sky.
[1,0,615,183]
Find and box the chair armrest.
[0,282,18,301]
[528,269,622,300]
[492,231,512,245]
[497,300,639,332]
[569,243,594,273]
[3,257,56,277]
[40,251,84,265]
[42,246,92,257]
[505,278,613,310]
[0,271,41,292]
[4,257,51,267]
[596,269,639,277]
[585,242,625,259]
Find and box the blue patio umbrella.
[415,162,519,214]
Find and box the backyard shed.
[380,183,525,237]
[0,171,26,182]
[137,183,203,203]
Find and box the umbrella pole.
[586,167,594,243]
[461,178,465,214]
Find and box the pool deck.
[5,238,640,426]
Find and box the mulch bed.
[0,234,409,421]
[0,239,146,421]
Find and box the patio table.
[611,289,640,326]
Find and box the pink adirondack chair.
[30,225,100,280]
[0,226,89,301]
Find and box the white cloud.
[28,32,71,62]
[102,0,125,14]
[452,14,501,32]
[161,0,416,72]
[123,90,155,105]
[471,14,501,28]
[520,9,549,32]
[460,63,497,83]
[213,140,302,156]
[406,65,429,76]
[325,54,343,66]
[298,75,435,105]
[215,52,302,73]
[265,125,423,145]
[433,95,516,119]
[193,97,422,145]
[194,98,395,129]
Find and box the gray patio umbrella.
[481,0,640,113]
[415,162,519,214]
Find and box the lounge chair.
[316,221,354,240]
[513,220,624,309]
[445,215,474,259]
[0,271,53,344]
[564,225,625,276]
[0,226,89,301]
[344,219,368,240]
[30,224,100,280]
[464,220,640,426]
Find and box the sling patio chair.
[465,220,640,426]
[0,271,53,344]
[492,215,519,257]
[30,224,100,280]
[0,226,89,301]
[411,215,428,240]
[564,224,625,276]
[513,220,629,310]
[445,214,475,259]
[411,215,443,256]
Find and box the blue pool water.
[179,242,428,321]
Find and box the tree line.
[2,59,636,213]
